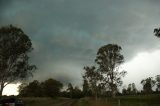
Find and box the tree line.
[122,75,160,95]
[18,79,62,97]
[0,25,160,98]
[18,79,84,98]
[18,75,160,98]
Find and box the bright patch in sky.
[122,50,160,90]
[3,83,20,96]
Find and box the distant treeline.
[122,75,160,95]
[19,79,62,97]
[18,74,160,98]
[18,78,84,98]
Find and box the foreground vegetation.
[76,94,160,106]
[21,97,71,106]
[106,94,160,106]
[18,94,160,106]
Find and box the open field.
[21,97,75,106]
[80,94,160,106]
[75,94,160,106]
[20,94,160,106]
[109,94,160,106]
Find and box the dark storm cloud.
[1,0,160,86]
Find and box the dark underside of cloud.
[0,0,160,86]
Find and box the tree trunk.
[95,91,97,106]
[111,70,116,98]
[0,84,4,97]
[111,83,116,98]
[0,89,2,97]
[111,89,115,98]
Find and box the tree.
[155,75,160,92]
[72,86,83,98]
[82,77,91,96]
[95,44,126,97]
[122,87,127,95]
[19,80,42,97]
[131,83,137,94]
[25,80,41,97]
[28,80,41,96]
[154,28,160,37]
[126,83,137,95]
[0,25,36,96]
[67,83,74,98]
[83,66,103,99]
[127,84,132,94]
[18,83,28,96]
[42,78,63,97]
[141,77,156,94]
[18,78,63,97]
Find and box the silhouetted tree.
[155,75,160,92]
[43,78,63,97]
[67,83,74,98]
[127,84,132,94]
[131,83,137,94]
[154,28,160,37]
[73,86,83,98]
[30,80,41,96]
[19,78,63,97]
[126,83,137,95]
[82,77,91,96]
[18,83,28,96]
[122,87,127,95]
[95,44,126,97]
[141,77,156,94]
[0,25,36,96]
[61,84,84,98]
[83,66,103,99]
[19,80,42,97]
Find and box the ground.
[21,94,160,106]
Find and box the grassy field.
[21,97,70,106]
[75,94,160,106]
[110,94,160,106]
[74,98,90,106]
[20,94,160,106]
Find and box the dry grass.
[21,97,68,106]
[88,98,112,106]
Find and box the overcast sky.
[1,0,160,92]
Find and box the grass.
[114,94,160,106]
[21,97,68,106]
[75,94,160,106]
[18,94,160,106]
[74,98,90,106]
[99,94,160,106]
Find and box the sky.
[1,0,160,95]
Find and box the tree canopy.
[95,44,126,97]
[155,75,160,92]
[141,77,156,94]
[19,78,63,97]
[83,44,126,98]
[0,25,36,96]
[154,28,160,38]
